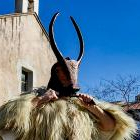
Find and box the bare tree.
[86,75,140,106]
[85,82,117,101]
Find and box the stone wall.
[0,13,56,105]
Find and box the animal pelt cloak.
[0,13,137,140]
[0,94,137,140]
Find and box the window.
[21,67,33,93]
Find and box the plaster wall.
[0,13,56,105]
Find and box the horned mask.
[48,13,84,96]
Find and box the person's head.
[48,12,84,96]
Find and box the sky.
[0,0,140,91]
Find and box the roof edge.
[0,12,50,41]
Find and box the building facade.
[0,2,56,105]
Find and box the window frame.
[21,67,33,93]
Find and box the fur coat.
[0,93,137,140]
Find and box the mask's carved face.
[55,60,79,89]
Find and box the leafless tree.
[86,75,140,106]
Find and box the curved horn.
[70,16,84,65]
[49,12,65,63]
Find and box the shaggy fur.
[0,94,137,140]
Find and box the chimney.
[15,0,39,15]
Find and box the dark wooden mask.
[48,13,84,96]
